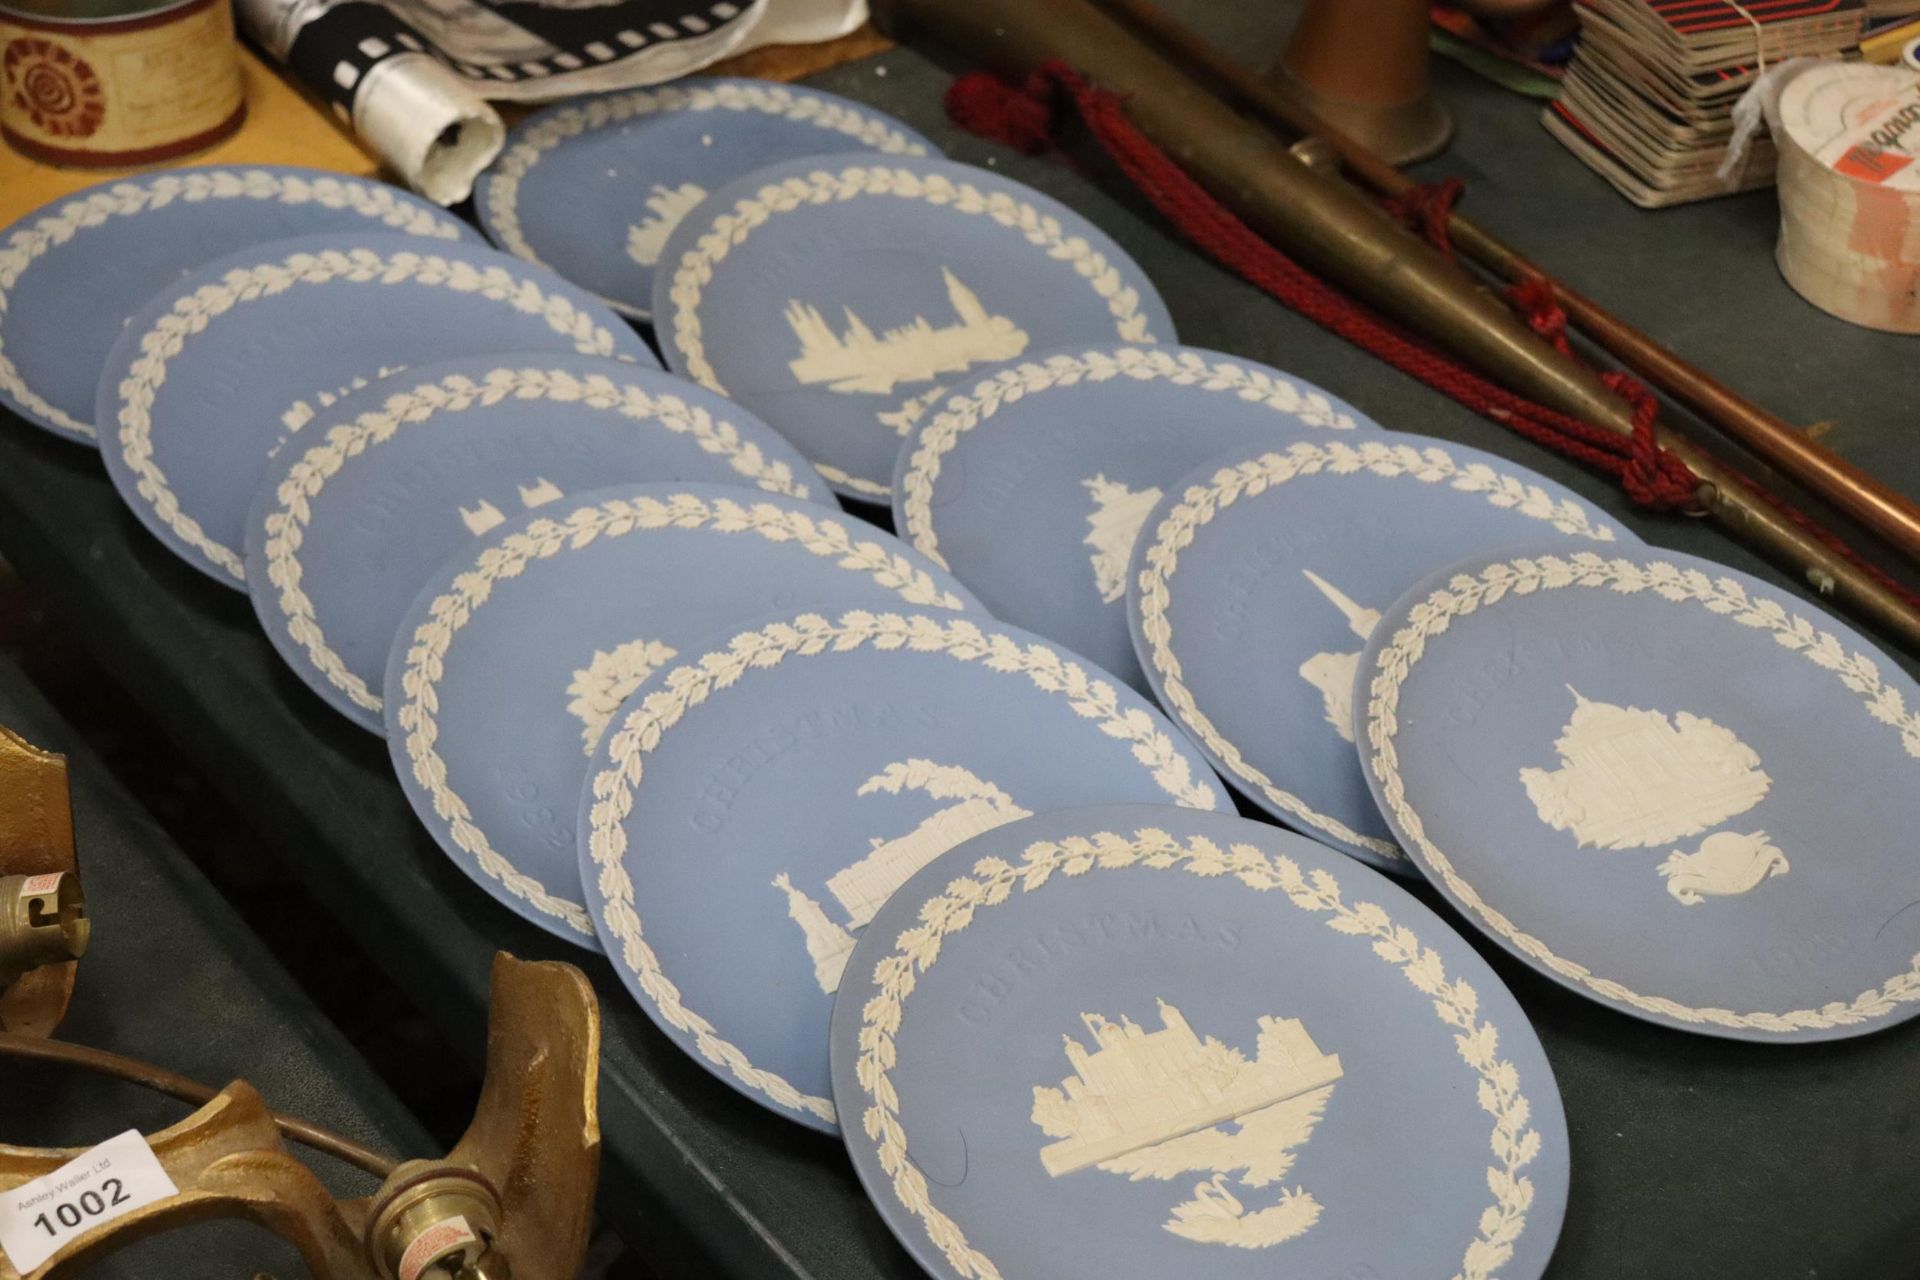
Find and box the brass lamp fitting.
[0,726,83,1037]
[366,1168,506,1280]
[0,954,598,1280]
[0,872,88,991]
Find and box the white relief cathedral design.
[1294,571,1381,745]
[1520,689,1788,904]
[1029,1000,1343,1248]
[783,268,1030,396]
[1081,476,1162,605]
[458,476,566,537]
[626,182,708,268]
[773,760,1031,994]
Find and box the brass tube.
[1093,0,1920,569]
[872,0,1920,651]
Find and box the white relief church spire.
[1295,570,1381,745]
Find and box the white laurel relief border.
[898,346,1362,566]
[482,81,928,316]
[663,163,1163,498]
[1367,551,1920,1033]
[114,247,624,582]
[0,169,463,440]
[397,502,975,939]
[1138,440,1622,863]
[852,827,1543,1280]
[817,462,891,500]
[263,366,817,714]
[583,612,1223,1123]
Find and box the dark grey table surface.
[0,656,431,1278]
[0,9,1916,1280]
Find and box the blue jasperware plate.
[1357,543,1920,1042]
[477,78,932,321]
[95,232,656,588]
[385,483,980,950]
[652,154,1175,501]
[578,611,1229,1130]
[1127,433,1634,872]
[893,344,1385,690]
[829,804,1568,1280]
[0,166,473,444]
[246,354,827,734]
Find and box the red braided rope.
[1383,174,1920,610]
[947,62,1703,510]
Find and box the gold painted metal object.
[0,725,84,1038]
[0,954,599,1280]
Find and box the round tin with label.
[0,0,244,167]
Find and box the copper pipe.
[1094,0,1920,568]
[871,0,1920,652]
[0,1031,398,1178]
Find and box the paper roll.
[232,0,865,206]
[235,0,506,204]
[349,52,503,205]
[1772,62,1920,333]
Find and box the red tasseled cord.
[947,68,1060,155]
[945,62,1698,512]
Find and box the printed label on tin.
[1793,69,1920,192]
[0,0,243,164]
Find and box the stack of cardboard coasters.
[1547,0,1866,206]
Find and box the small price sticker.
[397,1215,478,1280]
[17,874,61,898]
[0,1131,177,1273]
